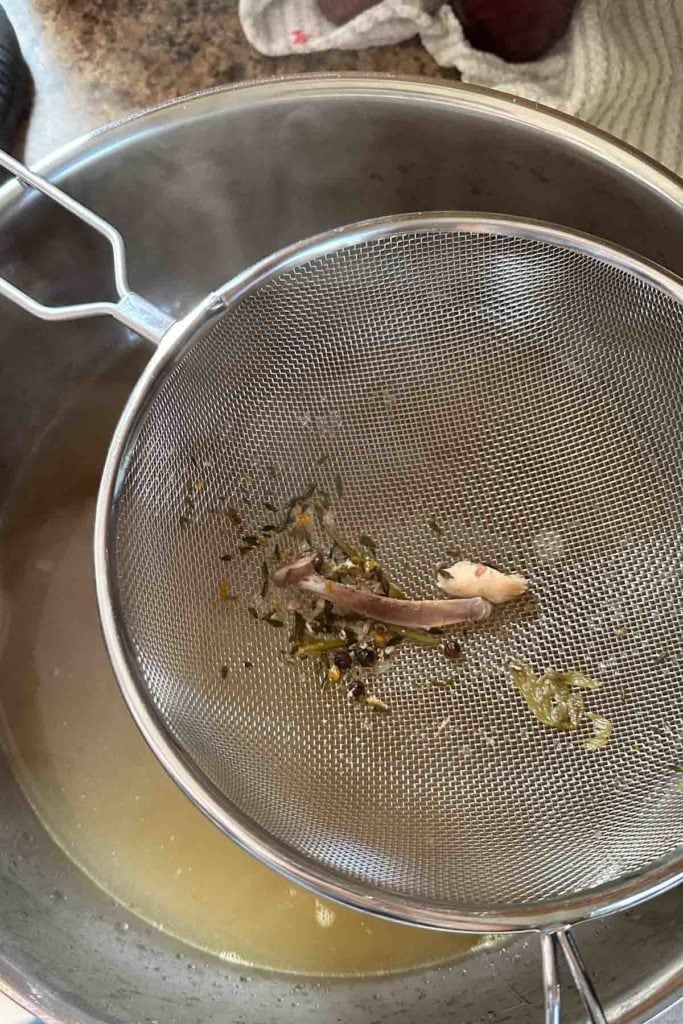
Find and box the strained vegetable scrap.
[508,661,613,749]
[218,474,507,711]
[438,560,528,605]
[209,464,624,749]
[214,468,621,737]
[508,662,585,730]
[273,552,492,629]
[213,470,620,750]
[584,713,614,751]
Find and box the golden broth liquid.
[0,394,487,976]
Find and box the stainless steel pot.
[1,76,682,1024]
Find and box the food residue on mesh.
[273,552,492,628]
[437,560,528,605]
[365,694,390,712]
[208,466,614,749]
[584,713,614,751]
[508,661,613,750]
[212,475,527,712]
[435,716,451,736]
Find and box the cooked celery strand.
[296,637,347,655]
[387,625,442,647]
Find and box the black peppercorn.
[354,646,377,667]
[443,639,462,661]
[333,649,353,672]
[348,680,366,700]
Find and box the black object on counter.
[449,0,577,63]
[317,0,576,61]
[317,0,382,26]
[0,4,32,152]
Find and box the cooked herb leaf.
[359,533,378,556]
[260,561,269,599]
[428,519,444,537]
[334,473,344,498]
[312,501,327,525]
[278,496,300,530]
[377,569,406,600]
[320,514,363,563]
[227,506,243,527]
[290,611,306,646]
[262,611,285,628]
[221,665,229,680]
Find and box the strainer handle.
[541,929,607,1024]
[0,150,176,344]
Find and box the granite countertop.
[2,0,457,161]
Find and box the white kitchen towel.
[0,988,38,1024]
[239,0,683,175]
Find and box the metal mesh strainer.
[1,150,682,1023]
[113,225,683,910]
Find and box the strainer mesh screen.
[113,229,683,908]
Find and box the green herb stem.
[387,625,442,647]
[296,638,347,655]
